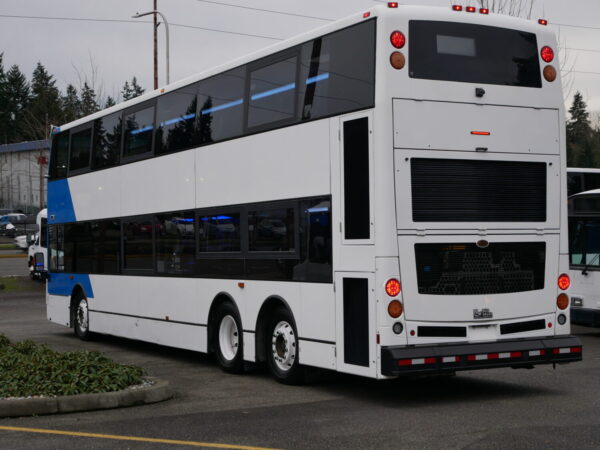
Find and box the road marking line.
[0,426,280,450]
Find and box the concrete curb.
[0,378,172,418]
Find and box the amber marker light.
[385,278,401,297]
[388,300,403,318]
[557,294,569,310]
[543,65,557,82]
[558,273,570,290]
[390,52,406,70]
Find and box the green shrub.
[0,335,146,398]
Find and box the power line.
[555,22,600,31]
[196,0,333,21]
[0,13,283,41]
[563,47,600,54]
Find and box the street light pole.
[153,0,158,90]
[132,9,170,86]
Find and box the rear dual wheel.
[266,307,304,384]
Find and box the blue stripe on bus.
[47,179,76,224]
[251,82,296,101]
[48,273,95,298]
[161,113,196,127]
[201,99,244,115]
[306,72,330,84]
[130,125,154,135]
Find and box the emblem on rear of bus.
[473,308,493,319]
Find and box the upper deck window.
[49,132,69,179]
[123,104,155,159]
[409,21,542,88]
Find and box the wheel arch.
[255,295,295,364]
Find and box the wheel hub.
[218,315,239,361]
[271,321,296,372]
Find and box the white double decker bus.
[47,3,581,383]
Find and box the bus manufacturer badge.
[473,308,493,319]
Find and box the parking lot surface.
[1,289,600,449]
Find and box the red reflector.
[558,273,570,290]
[363,12,371,18]
[424,357,437,364]
[376,333,380,344]
[467,355,476,361]
[540,46,554,63]
[538,19,548,25]
[540,349,546,355]
[390,30,406,49]
[466,6,476,13]
[399,359,412,366]
[471,131,491,136]
[388,2,398,8]
[571,347,582,353]
[452,5,463,11]
[488,353,499,359]
[510,351,522,358]
[479,8,489,14]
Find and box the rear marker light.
[540,46,554,62]
[388,2,398,8]
[479,8,489,14]
[363,12,371,18]
[466,6,476,13]
[452,5,463,11]
[558,273,570,290]
[471,131,491,136]
[538,19,548,25]
[390,31,406,49]
[385,278,401,297]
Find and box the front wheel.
[74,296,92,341]
[266,307,304,384]
[213,303,244,374]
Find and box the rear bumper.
[381,335,582,376]
[571,308,600,327]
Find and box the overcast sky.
[1,0,599,114]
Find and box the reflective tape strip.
[442,356,459,363]
[553,347,582,354]
[529,350,545,357]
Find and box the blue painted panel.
[48,273,95,298]
[48,179,76,224]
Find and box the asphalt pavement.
[1,287,600,449]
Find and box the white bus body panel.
[47,294,70,327]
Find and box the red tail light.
[480,8,489,14]
[541,46,554,62]
[390,31,406,49]
[388,2,398,8]
[538,19,548,26]
[558,274,570,290]
[385,279,401,297]
[466,6,476,13]
[452,5,463,11]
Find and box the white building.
[0,139,50,214]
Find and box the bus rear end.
[375,5,581,376]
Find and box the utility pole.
[153,0,158,90]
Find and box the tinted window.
[123,105,155,158]
[69,128,92,172]
[198,213,241,252]
[93,112,121,169]
[123,219,154,270]
[295,198,332,282]
[298,20,376,120]
[64,223,93,273]
[155,87,197,155]
[197,67,245,143]
[156,212,195,274]
[48,224,64,271]
[248,207,295,252]
[409,21,542,87]
[50,132,69,179]
[248,56,297,128]
[91,220,121,274]
[569,218,600,268]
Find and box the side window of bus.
[298,20,376,120]
[48,224,65,271]
[123,103,156,159]
[156,211,196,274]
[68,127,93,174]
[247,53,298,129]
[248,207,295,252]
[93,112,122,169]
[197,67,246,144]
[50,132,70,179]
[155,87,197,155]
[123,218,154,271]
[197,212,241,253]
[90,219,121,275]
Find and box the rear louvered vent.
[411,159,547,222]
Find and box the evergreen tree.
[121,76,145,101]
[104,96,116,108]
[567,92,596,167]
[4,64,30,144]
[80,82,99,116]
[61,84,80,123]
[25,62,63,140]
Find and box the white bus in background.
[28,208,48,280]
[46,3,581,383]
[567,167,600,197]
[569,190,600,326]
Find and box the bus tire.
[266,307,304,385]
[74,294,92,341]
[213,302,244,374]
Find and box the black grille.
[418,326,467,337]
[415,242,546,295]
[411,159,547,222]
[500,319,546,335]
